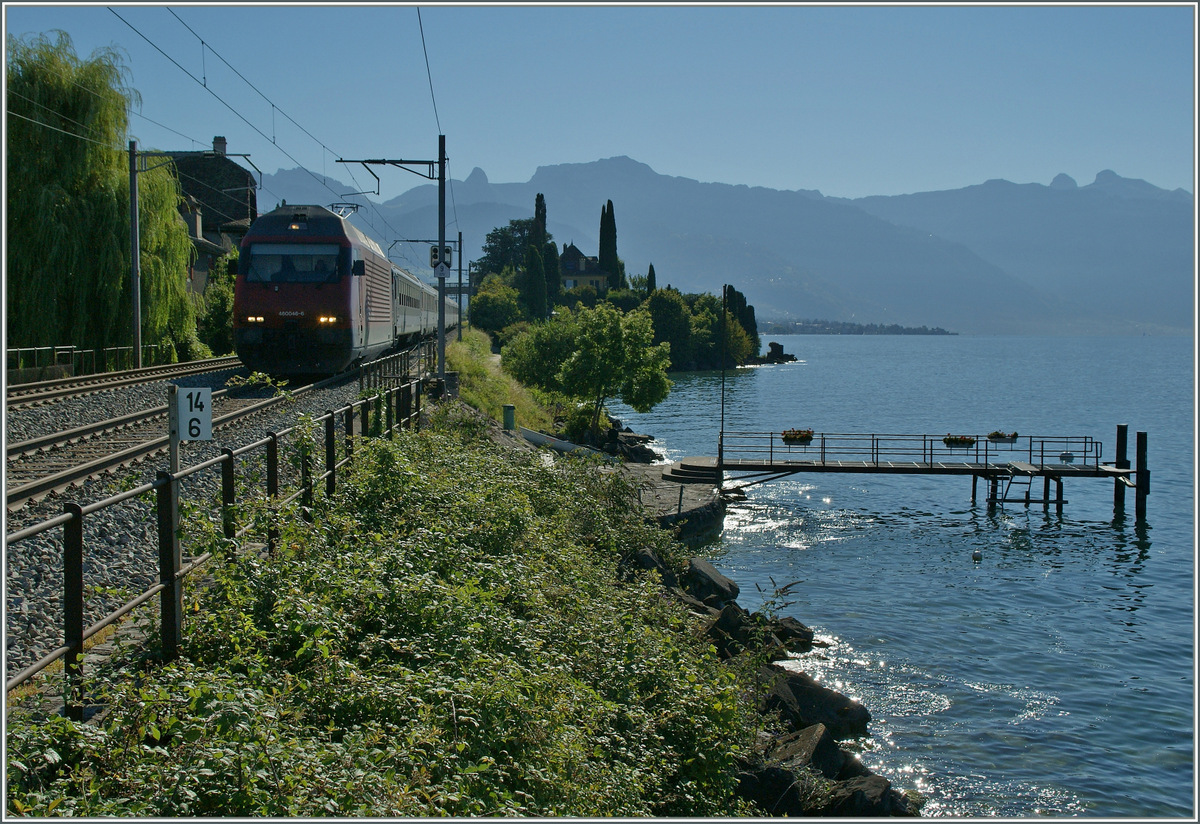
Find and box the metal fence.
[5,377,425,719]
[7,345,175,380]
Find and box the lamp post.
[718,283,727,488]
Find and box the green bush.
[7,427,759,816]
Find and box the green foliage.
[477,217,542,278]
[603,288,642,313]
[647,287,695,370]
[5,429,760,817]
[562,283,598,309]
[196,249,238,355]
[504,304,671,435]
[647,263,657,294]
[724,285,761,356]
[642,289,754,372]
[500,312,580,396]
[532,193,547,251]
[468,273,523,335]
[446,327,554,432]
[598,200,623,291]
[543,240,562,307]
[520,245,548,320]
[6,31,196,356]
[558,303,672,433]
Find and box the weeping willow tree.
[6,31,196,360]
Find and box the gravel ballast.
[5,370,393,679]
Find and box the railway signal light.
[430,245,452,267]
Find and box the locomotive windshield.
[245,243,342,283]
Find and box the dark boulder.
[685,557,740,605]
[622,547,679,589]
[767,723,865,781]
[813,775,919,817]
[759,663,872,740]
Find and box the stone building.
[559,242,608,291]
[168,136,258,292]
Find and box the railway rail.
[5,375,347,511]
[5,356,243,408]
[5,344,435,699]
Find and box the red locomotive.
[233,204,457,375]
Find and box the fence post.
[414,380,422,430]
[344,406,354,463]
[221,448,236,540]
[301,450,313,521]
[266,433,279,555]
[1114,424,1129,515]
[1135,431,1149,523]
[325,411,336,497]
[386,388,395,439]
[401,382,412,429]
[63,502,84,721]
[361,398,370,440]
[156,470,181,661]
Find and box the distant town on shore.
[760,319,957,335]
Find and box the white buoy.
[972,549,983,562]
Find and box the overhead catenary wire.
[108,6,400,241]
[5,109,123,150]
[416,7,442,135]
[160,6,408,242]
[12,56,209,149]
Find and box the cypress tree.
[725,286,761,356]
[533,192,547,252]
[522,244,548,320]
[598,199,620,292]
[646,263,657,294]
[543,240,562,307]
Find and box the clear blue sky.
[4,3,1196,203]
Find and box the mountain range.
[258,157,1194,335]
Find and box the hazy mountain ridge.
[258,158,1194,334]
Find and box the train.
[233,203,458,375]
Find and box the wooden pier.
[663,425,1148,520]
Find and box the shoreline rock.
[504,413,919,816]
[633,541,921,817]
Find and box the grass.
[446,327,555,434]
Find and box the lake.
[609,334,1193,818]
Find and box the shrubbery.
[6,416,764,817]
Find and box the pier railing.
[721,431,1102,468]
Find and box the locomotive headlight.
[245,315,264,323]
[318,315,339,324]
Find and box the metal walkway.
[664,427,1148,518]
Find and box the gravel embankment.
[5,369,377,679]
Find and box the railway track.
[5,356,243,409]
[5,373,348,511]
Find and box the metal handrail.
[721,431,1103,468]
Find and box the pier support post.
[971,474,977,504]
[1135,431,1149,523]
[988,477,998,509]
[1055,478,1064,516]
[1043,476,1051,509]
[1114,424,1129,515]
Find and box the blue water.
[609,335,1194,818]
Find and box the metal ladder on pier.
[991,462,1066,509]
[999,467,1034,504]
